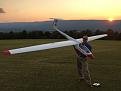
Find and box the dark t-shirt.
[74,42,92,58]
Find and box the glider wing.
[3,34,107,55]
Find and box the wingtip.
[3,50,11,56]
[105,34,108,36]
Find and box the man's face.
[83,36,88,42]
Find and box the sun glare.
[108,18,114,22]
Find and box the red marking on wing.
[3,50,11,56]
[87,54,94,59]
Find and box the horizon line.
[0,19,121,24]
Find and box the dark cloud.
[0,8,5,13]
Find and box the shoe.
[92,83,101,87]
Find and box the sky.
[0,0,121,22]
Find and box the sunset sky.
[0,0,121,22]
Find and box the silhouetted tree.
[44,31,51,38]
[8,31,15,39]
[118,32,121,40]
[0,29,120,40]
[51,31,64,39]
[106,29,114,40]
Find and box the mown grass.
[0,39,121,91]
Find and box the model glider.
[3,19,107,58]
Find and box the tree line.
[0,29,121,40]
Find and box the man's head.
[83,36,88,42]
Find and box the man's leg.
[81,58,92,85]
[77,56,84,79]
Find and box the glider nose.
[3,50,11,56]
[87,54,94,59]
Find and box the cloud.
[0,8,5,13]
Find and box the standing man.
[74,36,93,87]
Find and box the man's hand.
[87,54,94,59]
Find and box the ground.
[0,39,121,91]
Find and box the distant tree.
[28,31,42,39]
[113,31,119,40]
[94,29,103,35]
[81,30,86,36]
[0,28,121,40]
[51,31,64,39]
[21,30,27,39]
[106,29,114,40]
[28,31,34,39]
[38,31,44,39]
[44,31,51,38]
[0,32,5,39]
[75,31,83,38]
[65,30,77,38]
[85,29,93,36]
[117,32,121,40]
[8,31,15,39]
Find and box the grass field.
[0,39,121,91]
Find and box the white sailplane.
[3,19,107,59]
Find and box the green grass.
[0,39,121,91]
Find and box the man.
[74,36,93,87]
